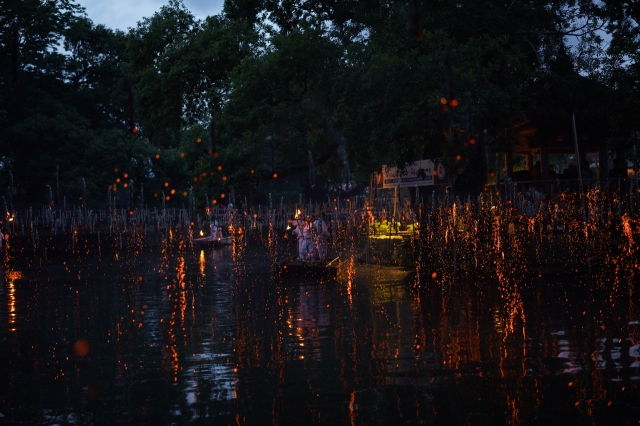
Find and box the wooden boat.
[193,236,232,248]
[275,256,343,281]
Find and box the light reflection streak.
[199,249,205,276]
[8,278,16,329]
[1,191,640,424]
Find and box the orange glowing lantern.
[165,195,170,201]
[217,165,222,171]
[212,199,217,204]
[155,154,160,159]
[469,138,476,145]
[164,182,169,187]
[273,173,278,179]
[250,169,255,174]
[450,99,459,107]
[440,97,447,105]
[123,173,128,178]
[180,152,185,158]
[132,127,138,134]
[220,193,225,198]
[73,339,90,357]
[170,189,176,195]
[116,178,121,183]
[123,183,128,188]
[183,191,188,197]
[153,192,158,197]
[431,272,437,279]
[196,138,202,143]
[222,176,227,181]
[193,177,198,182]
[456,155,462,161]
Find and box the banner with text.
[378,160,436,188]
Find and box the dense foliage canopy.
[1,0,638,207]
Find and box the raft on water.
[193,236,232,248]
[276,256,343,281]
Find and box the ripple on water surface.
[2,247,640,424]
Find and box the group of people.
[209,221,223,241]
[288,213,330,264]
[529,158,631,182]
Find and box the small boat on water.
[193,236,233,248]
[275,256,343,281]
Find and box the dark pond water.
[1,240,640,425]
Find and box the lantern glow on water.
[2,183,640,424]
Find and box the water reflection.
[1,242,640,424]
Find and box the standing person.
[210,221,219,241]
[314,213,330,261]
[289,214,315,262]
[609,157,628,190]
[291,221,304,260]
[580,159,594,181]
